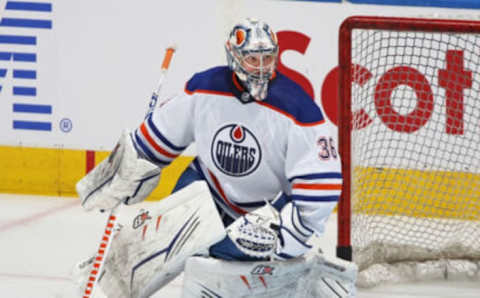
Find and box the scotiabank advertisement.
[1,0,478,152]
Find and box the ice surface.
[0,194,478,297]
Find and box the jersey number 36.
[317,137,337,160]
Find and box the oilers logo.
[211,124,262,177]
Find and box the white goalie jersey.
[132,66,342,236]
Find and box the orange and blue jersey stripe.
[133,114,186,166]
[289,172,342,202]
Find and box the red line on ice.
[0,199,79,232]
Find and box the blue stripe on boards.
[13,87,36,96]
[14,52,36,62]
[13,121,51,131]
[0,52,12,60]
[6,1,52,12]
[13,104,51,114]
[0,18,52,29]
[0,35,36,45]
[13,70,36,79]
[0,69,6,77]
[0,52,37,62]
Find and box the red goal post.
[337,16,480,285]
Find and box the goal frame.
[336,15,480,262]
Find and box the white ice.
[0,194,479,298]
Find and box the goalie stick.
[82,46,176,298]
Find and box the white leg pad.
[182,251,357,298]
[182,256,311,298]
[73,181,226,298]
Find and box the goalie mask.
[226,18,279,101]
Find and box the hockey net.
[337,16,480,287]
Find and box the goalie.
[76,18,356,297]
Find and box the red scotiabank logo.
[277,31,472,135]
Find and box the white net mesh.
[345,18,480,286]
